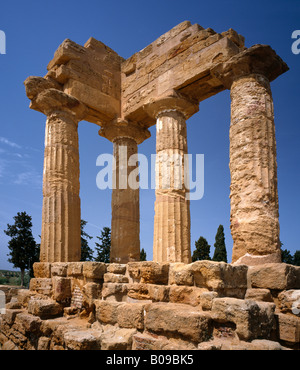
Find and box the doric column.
[212,45,289,265]
[24,77,86,262]
[145,92,199,263]
[99,119,150,263]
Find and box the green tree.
[281,248,294,264]
[4,212,39,286]
[212,225,227,263]
[293,251,300,266]
[94,227,111,263]
[80,220,94,261]
[192,236,211,262]
[140,248,147,261]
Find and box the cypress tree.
[80,220,94,261]
[212,225,227,263]
[4,211,39,286]
[192,236,211,261]
[293,251,300,266]
[94,227,111,263]
[140,248,147,261]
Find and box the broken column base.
[0,261,299,350]
[233,251,282,266]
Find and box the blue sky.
[0,0,299,270]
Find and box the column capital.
[24,76,87,120]
[99,118,151,144]
[211,45,289,89]
[143,90,199,120]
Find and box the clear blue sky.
[0,0,299,270]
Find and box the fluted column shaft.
[153,110,191,263]
[230,74,280,264]
[110,137,140,263]
[99,119,150,263]
[41,110,81,262]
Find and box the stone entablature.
[0,261,299,350]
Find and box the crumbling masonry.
[1,22,299,351]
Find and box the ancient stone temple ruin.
[1,21,299,351]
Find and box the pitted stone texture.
[145,302,213,343]
[229,74,280,264]
[127,261,169,284]
[249,263,300,290]
[40,109,81,263]
[191,260,248,298]
[153,110,191,264]
[211,297,276,341]
[110,137,140,264]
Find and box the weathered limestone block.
[245,288,273,302]
[191,260,248,298]
[64,329,102,350]
[107,263,127,275]
[52,277,72,302]
[82,282,102,305]
[126,283,169,303]
[67,262,84,277]
[14,313,42,334]
[29,278,53,296]
[2,308,24,326]
[51,263,68,277]
[39,316,71,338]
[83,262,106,280]
[127,261,170,284]
[1,340,19,350]
[276,313,300,344]
[37,336,51,350]
[101,283,128,302]
[33,262,51,278]
[249,263,300,290]
[145,302,213,343]
[94,300,121,325]
[248,339,286,350]
[211,297,276,341]
[104,273,129,283]
[28,298,63,319]
[101,326,137,350]
[197,338,286,351]
[199,291,219,311]
[132,332,195,350]
[169,286,207,306]
[116,302,147,330]
[17,289,36,308]
[278,290,300,316]
[169,263,194,285]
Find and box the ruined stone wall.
[0,261,299,350]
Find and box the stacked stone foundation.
[1,261,299,350]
